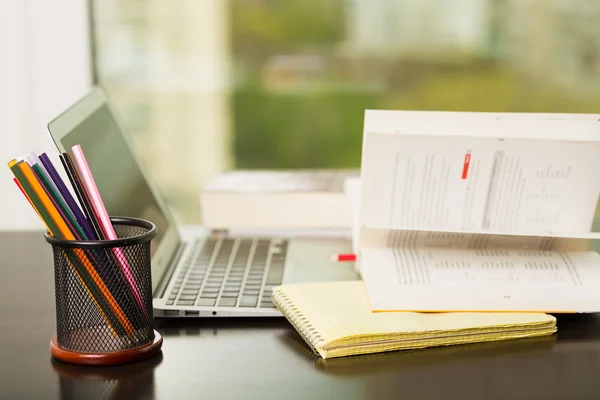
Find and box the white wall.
[0,0,92,230]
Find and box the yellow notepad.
[272,281,556,359]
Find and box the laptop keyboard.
[166,237,287,309]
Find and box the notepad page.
[275,281,555,347]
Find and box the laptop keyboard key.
[218,298,237,307]
[184,284,201,290]
[197,298,215,306]
[265,273,283,285]
[177,300,195,306]
[240,295,258,307]
[177,238,288,308]
[261,294,273,302]
[204,282,222,288]
[265,264,284,284]
[245,283,261,289]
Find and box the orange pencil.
[10,162,120,337]
[12,160,135,335]
[13,178,45,226]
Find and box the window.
[91,0,600,225]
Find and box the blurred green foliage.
[230,2,600,170]
[231,0,345,64]
[233,85,380,168]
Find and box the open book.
[357,110,600,312]
[272,281,556,359]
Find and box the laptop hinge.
[154,242,187,299]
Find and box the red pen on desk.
[330,253,356,262]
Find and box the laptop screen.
[58,104,171,255]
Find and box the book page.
[360,132,600,234]
[361,247,600,312]
[363,109,600,140]
[343,176,361,254]
[359,227,600,252]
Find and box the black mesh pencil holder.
[45,217,163,366]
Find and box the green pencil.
[8,159,127,337]
[31,162,87,239]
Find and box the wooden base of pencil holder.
[50,330,162,366]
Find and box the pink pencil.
[71,144,149,321]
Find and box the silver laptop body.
[48,86,359,317]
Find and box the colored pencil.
[28,152,82,237]
[13,178,45,227]
[71,145,149,321]
[61,153,147,327]
[9,160,122,336]
[9,160,62,237]
[39,152,97,240]
[60,153,105,240]
[10,160,135,335]
[30,160,85,240]
[35,156,145,331]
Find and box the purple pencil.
[39,153,97,240]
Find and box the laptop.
[47,86,359,317]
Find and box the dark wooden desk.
[2,231,600,399]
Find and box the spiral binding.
[272,289,326,357]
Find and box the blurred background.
[2,0,600,229]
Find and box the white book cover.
[200,169,359,230]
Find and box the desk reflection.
[51,352,162,400]
[278,329,558,377]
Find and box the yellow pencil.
[13,160,135,335]
[10,161,120,337]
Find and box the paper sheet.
[360,133,600,234]
[361,247,600,312]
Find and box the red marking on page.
[461,153,471,179]
[331,253,356,262]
